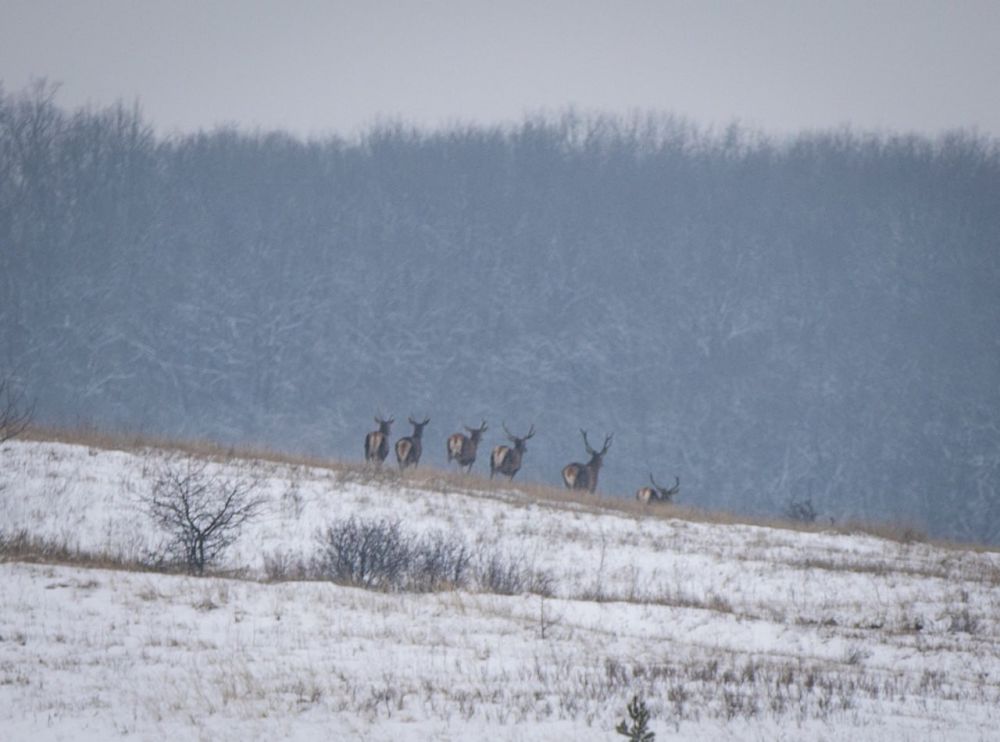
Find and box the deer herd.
[364,416,680,505]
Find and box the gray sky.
[2,0,999,139]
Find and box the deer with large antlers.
[395,416,430,470]
[562,430,613,493]
[364,415,394,465]
[636,474,680,504]
[490,423,535,480]
[447,420,488,473]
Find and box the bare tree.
[145,457,265,575]
[0,376,34,445]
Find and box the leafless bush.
[313,517,553,596]
[409,530,473,592]
[314,516,413,590]
[144,456,265,575]
[474,549,554,597]
[262,550,309,582]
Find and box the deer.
[395,416,430,470]
[364,415,394,465]
[562,430,613,493]
[447,420,488,473]
[489,423,535,480]
[636,474,680,504]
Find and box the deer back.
[365,416,394,464]
[636,485,656,504]
[562,462,592,491]
[396,417,429,469]
[446,433,466,463]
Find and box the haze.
[2,0,999,138]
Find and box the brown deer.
[447,420,488,473]
[395,416,430,470]
[364,415,394,465]
[562,430,613,493]
[636,474,680,504]
[490,423,535,480]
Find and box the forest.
[2,81,998,543]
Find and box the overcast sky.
[2,0,998,139]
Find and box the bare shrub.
[263,550,309,582]
[313,517,554,596]
[144,456,265,575]
[314,516,412,590]
[474,549,554,597]
[410,530,473,591]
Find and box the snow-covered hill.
[2,437,999,740]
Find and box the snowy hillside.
[2,436,999,740]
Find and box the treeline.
[2,80,999,543]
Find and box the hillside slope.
[2,437,999,740]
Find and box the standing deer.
[562,430,613,493]
[447,420,488,473]
[636,474,680,504]
[364,416,394,465]
[490,423,535,480]
[395,416,430,470]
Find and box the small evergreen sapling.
[616,694,655,741]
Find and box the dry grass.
[17,424,998,556]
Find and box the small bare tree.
[145,457,265,575]
[0,376,34,445]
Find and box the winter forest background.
[2,81,998,544]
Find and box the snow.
[2,438,999,740]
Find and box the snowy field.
[2,437,999,740]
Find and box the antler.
[523,424,536,440]
[582,429,612,455]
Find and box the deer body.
[447,420,488,473]
[364,416,393,465]
[396,416,430,469]
[490,423,535,480]
[636,474,680,504]
[562,430,613,493]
